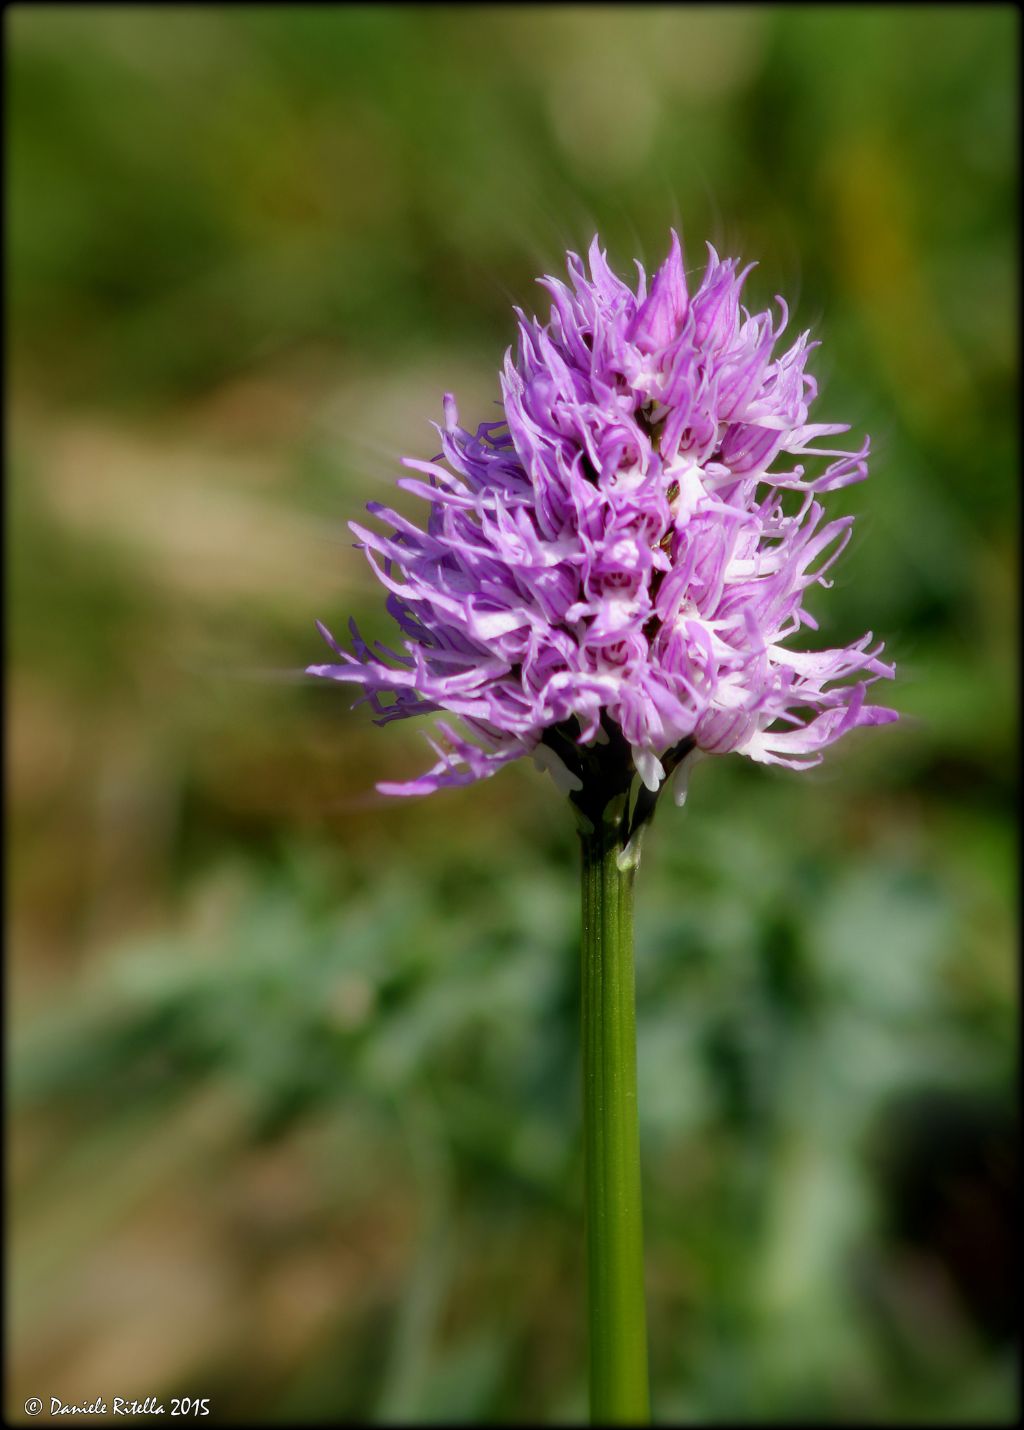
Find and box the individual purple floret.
[310,232,897,800]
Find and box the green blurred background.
[7,5,1017,1423]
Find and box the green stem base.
[580,809,650,1424]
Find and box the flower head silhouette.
[311,232,896,802]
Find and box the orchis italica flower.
[311,232,896,1424]
[310,231,896,827]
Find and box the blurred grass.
[6,4,1017,1424]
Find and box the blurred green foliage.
[7,5,1017,1423]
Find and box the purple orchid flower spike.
[309,231,897,817]
[310,230,897,1423]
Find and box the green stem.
[580,807,650,1424]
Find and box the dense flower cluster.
[310,232,896,799]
